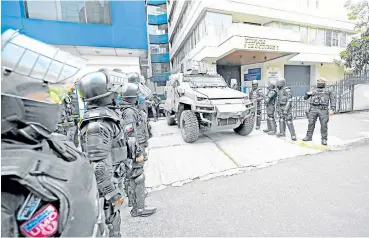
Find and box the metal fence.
[244,74,369,121]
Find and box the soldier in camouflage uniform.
[248,80,264,130]
[1,29,108,237]
[78,69,143,236]
[263,79,278,135]
[303,77,336,145]
[119,83,156,217]
[276,78,297,141]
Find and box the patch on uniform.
[20,204,59,237]
[17,193,41,221]
[125,123,134,133]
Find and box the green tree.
[340,0,369,74]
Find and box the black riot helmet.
[251,80,258,90]
[317,77,327,88]
[266,78,277,90]
[1,29,86,135]
[277,77,286,89]
[78,68,126,106]
[121,83,139,104]
[127,72,140,84]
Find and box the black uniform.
[1,29,107,237]
[263,79,278,135]
[303,84,336,145]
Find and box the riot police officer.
[119,83,157,217]
[66,87,80,146]
[1,29,108,237]
[150,92,162,121]
[56,88,79,147]
[303,77,336,145]
[263,79,278,135]
[249,80,264,130]
[276,78,297,141]
[78,69,142,236]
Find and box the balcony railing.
[151,52,170,63]
[149,34,169,44]
[148,14,168,25]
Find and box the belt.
[310,105,328,110]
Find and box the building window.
[150,43,169,54]
[300,26,308,44]
[316,29,325,46]
[339,32,347,47]
[332,31,339,47]
[147,4,167,15]
[308,28,317,45]
[24,0,111,25]
[152,63,170,74]
[148,24,168,35]
[325,30,332,47]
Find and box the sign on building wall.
[266,67,282,80]
[244,38,279,51]
[244,68,261,81]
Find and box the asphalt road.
[121,144,369,237]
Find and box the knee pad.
[286,120,293,125]
[134,174,145,184]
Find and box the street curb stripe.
[295,141,329,150]
[279,138,329,151]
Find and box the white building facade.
[167,0,356,90]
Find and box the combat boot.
[286,121,297,141]
[263,120,271,133]
[131,175,156,217]
[276,120,286,137]
[255,115,261,130]
[321,139,328,145]
[302,136,312,141]
[268,119,276,135]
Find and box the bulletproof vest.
[80,107,128,165]
[249,89,258,100]
[310,88,330,106]
[1,138,102,237]
[267,89,277,105]
[153,96,161,105]
[277,87,290,105]
[121,105,148,144]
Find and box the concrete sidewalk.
[144,110,369,190]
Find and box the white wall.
[353,85,369,111]
[77,55,141,77]
[169,0,355,59]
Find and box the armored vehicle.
[163,61,254,143]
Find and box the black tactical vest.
[1,138,105,237]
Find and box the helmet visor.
[1,29,86,104]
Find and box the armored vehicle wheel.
[234,116,254,136]
[180,110,199,143]
[166,111,176,126]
